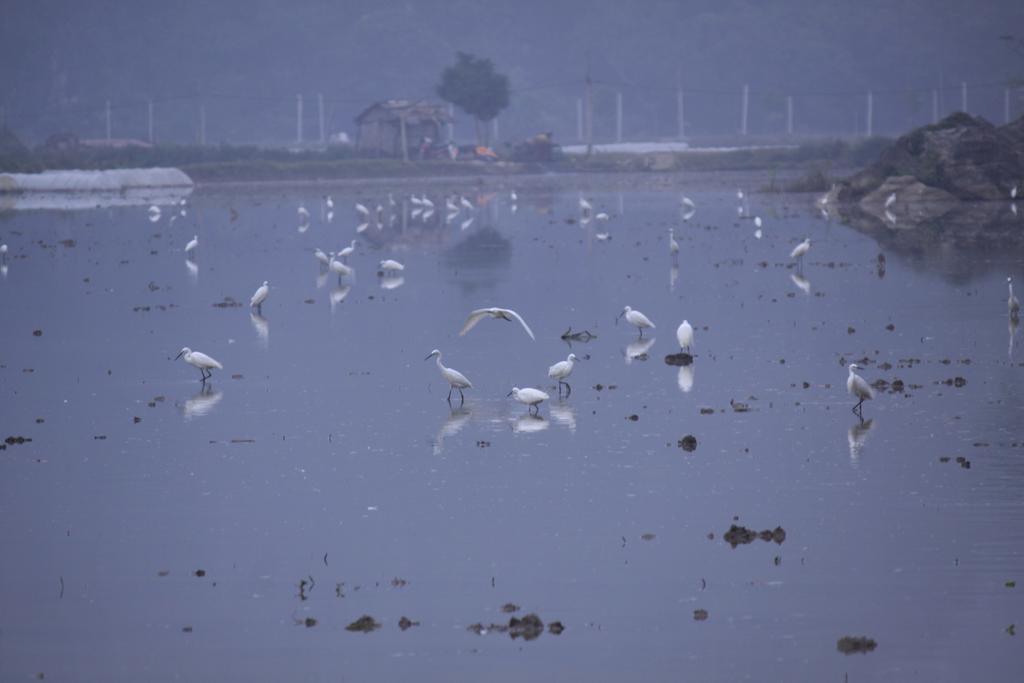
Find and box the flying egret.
[460,307,535,340]
[548,353,579,396]
[669,228,679,255]
[185,235,198,253]
[175,347,223,382]
[676,320,694,352]
[250,280,269,310]
[425,349,472,404]
[847,363,874,415]
[884,192,896,208]
[790,238,811,264]
[338,239,357,260]
[507,387,549,414]
[355,202,370,217]
[680,196,696,210]
[379,259,404,272]
[617,306,655,337]
[1010,276,1021,320]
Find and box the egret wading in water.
[579,195,593,218]
[460,307,535,340]
[508,387,549,415]
[175,347,223,383]
[617,306,655,337]
[250,280,269,311]
[379,259,404,273]
[676,319,694,353]
[0,243,7,261]
[425,349,472,404]
[1009,276,1020,321]
[185,235,198,254]
[847,363,874,416]
[790,238,811,269]
[548,353,578,397]
[338,240,357,260]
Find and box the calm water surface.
[1,178,1022,681]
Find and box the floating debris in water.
[501,603,519,613]
[398,616,420,630]
[836,635,877,654]
[664,352,693,366]
[32,329,42,337]
[640,533,656,541]
[693,609,709,621]
[678,435,698,452]
[724,525,786,547]
[561,327,596,342]
[212,297,242,308]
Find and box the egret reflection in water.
[380,275,405,290]
[185,257,198,281]
[249,311,269,345]
[181,384,224,421]
[549,402,576,433]
[677,364,695,393]
[847,418,876,463]
[329,285,351,311]
[625,336,656,364]
[434,405,471,455]
[512,414,549,433]
[790,272,811,294]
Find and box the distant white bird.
[250,280,269,309]
[376,205,384,223]
[329,255,353,278]
[548,353,578,396]
[669,228,679,255]
[459,195,473,210]
[420,195,434,209]
[446,197,459,213]
[148,204,161,215]
[676,320,694,353]
[1010,276,1020,320]
[0,243,7,260]
[754,216,763,228]
[509,190,517,202]
[175,347,223,382]
[298,205,310,221]
[579,195,593,216]
[884,192,896,208]
[410,195,423,206]
[508,387,549,414]
[1011,185,1018,200]
[388,193,397,207]
[338,239,357,260]
[314,247,330,265]
[737,189,744,200]
[846,363,874,414]
[460,307,535,340]
[425,349,472,403]
[355,202,370,217]
[148,205,161,222]
[790,238,811,262]
[595,212,610,221]
[379,259,405,272]
[680,196,696,210]
[325,195,334,209]
[617,306,655,337]
[185,235,198,253]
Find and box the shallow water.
[1,180,1023,682]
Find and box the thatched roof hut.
[355,100,451,158]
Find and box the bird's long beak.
[424,353,432,361]
[614,312,622,325]
[174,351,184,360]
[505,390,514,397]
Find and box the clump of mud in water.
[837,636,877,654]
[664,352,693,366]
[724,525,786,547]
[346,615,381,633]
[678,435,698,452]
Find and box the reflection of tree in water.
[838,203,1024,284]
[441,226,512,294]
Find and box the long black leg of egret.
[564,381,571,398]
[447,387,453,402]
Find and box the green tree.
[436,52,509,145]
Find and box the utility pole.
[1006,87,1012,124]
[399,113,409,162]
[866,91,874,137]
[492,117,499,144]
[786,95,793,135]
[585,69,593,157]
[961,81,967,113]
[148,99,154,143]
[615,91,622,143]
[447,103,454,141]
[318,93,325,144]
[199,104,206,146]
[576,98,583,141]
[296,94,303,144]
[105,100,111,140]
[932,89,939,124]
[740,84,749,135]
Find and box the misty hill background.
[1,0,1021,146]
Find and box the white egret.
[1010,276,1020,320]
[461,195,475,210]
[846,364,874,415]
[508,387,549,414]
[338,239,357,260]
[250,280,269,309]
[356,222,369,233]
[388,193,397,207]
[617,306,655,337]
[425,349,472,403]
[547,353,579,396]
[379,259,404,272]
[298,205,310,221]
[148,204,161,216]
[676,320,694,352]
[446,197,459,213]
[185,235,198,253]
[737,189,744,200]
[460,216,474,231]
[0,243,7,260]
[579,195,593,216]
[314,248,330,265]
[754,216,763,228]
[175,347,223,382]
[330,256,354,279]
[884,192,896,208]
[325,195,334,209]
[355,202,370,217]
[1011,185,1018,199]
[410,195,423,206]
[460,307,535,340]
[680,196,696,210]
[669,228,679,255]
[421,195,434,208]
[509,190,517,202]
[790,238,811,263]
[595,212,610,221]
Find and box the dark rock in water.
[398,616,419,630]
[345,615,380,633]
[841,113,1024,202]
[501,603,519,613]
[547,621,565,635]
[678,435,698,452]
[724,524,786,548]
[837,635,877,655]
[509,613,544,641]
[693,609,709,621]
[664,352,693,366]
